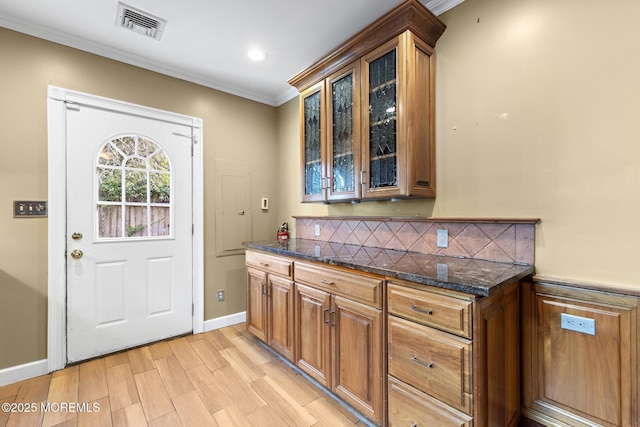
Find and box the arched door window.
[96,135,172,239]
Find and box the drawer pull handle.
[260,262,269,267]
[410,304,433,315]
[411,356,434,369]
[320,279,335,285]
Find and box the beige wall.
[278,0,640,289]
[3,0,639,372]
[0,28,279,369]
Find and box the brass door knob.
[70,249,83,259]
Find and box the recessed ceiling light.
[247,49,266,61]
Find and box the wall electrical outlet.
[436,229,448,248]
[217,290,225,302]
[436,263,449,280]
[561,313,595,335]
[314,224,321,237]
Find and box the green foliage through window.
[97,135,172,238]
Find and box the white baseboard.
[0,359,48,387]
[203,311,246,333]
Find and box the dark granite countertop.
[244,238,535,297]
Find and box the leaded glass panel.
[368,50,398,188]
[303,91,322,196]
[332,73,354,193]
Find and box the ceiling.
[0,0,463,106]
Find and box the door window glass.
[97,135,172,239]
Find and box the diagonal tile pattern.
[295,217,535,265]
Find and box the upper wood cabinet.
[290,0,445,203]
[300,63,361,202]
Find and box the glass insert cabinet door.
[299,64,360,203]
[362,39,402,198]
[300,82,325,202]
[326,63,360,201]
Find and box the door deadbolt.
[71,232,83,240]
[70,249,83,260]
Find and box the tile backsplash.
[294,217,537,265]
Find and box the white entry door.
[65,102,194,363]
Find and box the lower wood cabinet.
[294,262,384,425]
[246,252,295,361]
[387,279,522,427]
[246,249,525,427]
[522,280,639,427]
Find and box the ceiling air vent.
[116,3,166,40]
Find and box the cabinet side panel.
[407,34,435,197]
[475,281,521,427]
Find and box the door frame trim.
[47,86,204,372]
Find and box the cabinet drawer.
[388,282,472,338]
[388,316,472,414]
[295,261,383,308]
[388,376,472,427]
[245,250,293,278]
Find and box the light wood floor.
[0,324,367,427]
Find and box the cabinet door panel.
[300,82,326,202]
[269,275,294,361]
[326,63,361,201]
[246,267,268,342]
[538,295,630,425]
[333,296,383,424]
[362,37,402,199]
[295,283,331,387]
[522,282,638,427]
